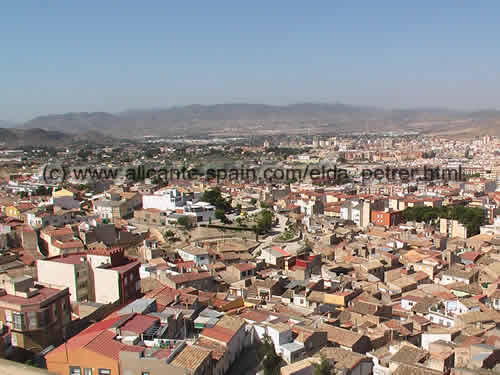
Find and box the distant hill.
[0,120,15,128]
[0,128,116,146]
[16,103,500,138]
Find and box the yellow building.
[52,188,74,199]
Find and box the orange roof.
[201,326,235,344]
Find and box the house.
[224,263,257,282]
[262,246,290,268]
[26,208,79,229]
[489,288,500,311]
[319,324,372,353]
[441,268,478,285]
[280,357,321,375]
[162,272,215,291]
[40,226,85,257]
[93,191,141,220]
[143,188,189,211]
[0,273,71,352]
[5,202,35,221]
[292,325,328,356]
[341,200,371,228]
[196,315,246,374]
[86,248,141,304]
[134,208,168,226]
[319,347,374,375]
[46,313,211,375]
[371,210,403,227]
[37,253,91,302]
[177,245,212,266]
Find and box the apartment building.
[371,209,403,227]
[440,218,468,239]
[37,248,141,305]
[0,273,71,352]
[93,191,141,220]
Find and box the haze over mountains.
[2,103,499,145]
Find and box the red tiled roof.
[232,263,256,272]
[201,326,235,344]
[460,251,481,262]
[169,272,212,284]
[110,260,140,274]
[49,253,87,264]
[240,310,270,323]
[271,246,290,256]
[0,286,66,307]
[48,315,124,355]
[85,330,143,360]
[120,314,159,334]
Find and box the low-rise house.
[280,357,320,375]
[224,263,257,282]
[162,272,216,291]
[319,324,372,353]
[178,245,212,266]
[262,246,290,268]
[196,315,246,374]
[134,208,168,226]
[319,347,374,375]
[93,191,141,220]
[442,267,479,285]
[40,225,85,256]
[46,313,211,375]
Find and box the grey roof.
[199,307,224,318]
[280,342,305,352]
[117,298,157,314]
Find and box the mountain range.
[2,103,499,145]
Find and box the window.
[12,312,25,330]
[98,370,110,375]
[39,309,49,326]
[70,367,81,375]
[11,332,18,347]
[84,369,93,375]
[27,311,38,329]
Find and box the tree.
[215,209,227,223]
[312,354,334,375]
[260,334,281,375]
[201,188,231,211]
[177,216,191,229]
[256,210,273,234]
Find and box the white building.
[177,245,211,266]
[143,189,187,211]
[341,199,371,228]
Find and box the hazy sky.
[3,1,500,122]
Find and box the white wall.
[93,268,120,304]
[37,260,79,301]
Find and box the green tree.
[177,216,191,229]
[312,354,334,375]
[201,188,231,211]
[260,334,281,375]
[256,210,273,234]
[215,209,227,222]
